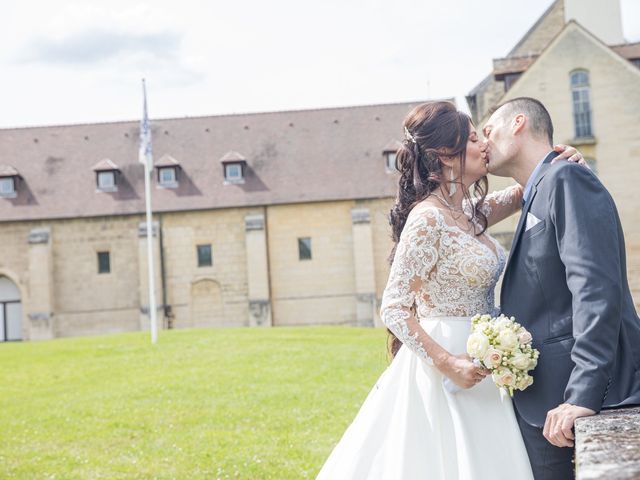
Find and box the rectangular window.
[298,237,312,260]
[225,163,243,181]
[570,71,593,138]
[97,251,110,274]
[572,88,592,137]
[385,152,397,172]
[0,177,15,196]
[197,244,213,267]
[159,167,177,186]
[97,171,116,190]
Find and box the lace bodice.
[380,185,522,363]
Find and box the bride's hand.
[552,144,589,168]
[437,354,490,389]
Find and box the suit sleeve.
[549,164,623,412]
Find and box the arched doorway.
[0,275,22,341]
[190,279,224,327]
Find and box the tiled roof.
[382,139,403,153]
[0,165,19,177]
[154,154,180,168]
[219,151,247,163]
[91,158,120,171]
[0,100,447,222]
[611,42,640,60]
[493,56,538,77]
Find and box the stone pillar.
[27,227,54,340]
[138,221,164,331]
[351,208,377,327]
[244,213,272,326]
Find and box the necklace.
[431,192,478,233]
[431,192,464,213]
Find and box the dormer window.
[98,171,116,189]
[155,154,180,189]
[385,152,397,172]
[220,151,247,184]
[0,177,16,197]
[159,167,176,185]
[0,165,20,198]
[92,159,120,192]
[225,163,243,181]
[382,140,402,173]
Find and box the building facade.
[1,0,639,341]
[467,0,640,303]
[0,102,427,339]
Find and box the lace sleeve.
[380,208,439,364]
[465,184,523,228]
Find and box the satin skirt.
[316,316,534,480]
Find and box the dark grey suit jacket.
[501,151,640,427]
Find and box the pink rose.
[482,348,503,369]
[518,330,533,345]
[493,368,516,388]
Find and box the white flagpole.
[140,78,158,344]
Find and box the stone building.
[0,101,431,340]
[467,0,640,303]
[1,0,639,342]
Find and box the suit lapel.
[501,151,559,298]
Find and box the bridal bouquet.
[466,314,540,396]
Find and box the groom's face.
[482,107,515,176]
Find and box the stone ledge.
[575,406,640,479]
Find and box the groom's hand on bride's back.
[543,403,596,448]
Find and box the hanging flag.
[139,78,158,344]
[139,79,153,170]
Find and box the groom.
[483,97,640,479]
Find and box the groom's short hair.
[495,97,554,146]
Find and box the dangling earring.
[449,168,457,197]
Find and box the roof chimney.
[564,0,625,44]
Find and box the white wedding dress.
[317,188,534,480]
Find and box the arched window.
[571,70,593,138]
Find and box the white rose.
[494,316,512,330]
[493,368,516,387]
[511,352,531,370]
[516,374,534,391]
[477,321,491,333]
[482,348,502,369]
[528,357,538,370]
[497,329,518,351]
[467,332,490,359]
[518,330,533,345]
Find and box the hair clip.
[404,126,417,144]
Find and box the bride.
[317,101,582,479]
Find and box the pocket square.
[525,212,542,231]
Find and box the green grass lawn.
[0,326,389,479]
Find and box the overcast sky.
[2,0,639,128]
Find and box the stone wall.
[575,406,640,479]
[0,196,399,338]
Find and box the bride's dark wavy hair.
[386,101,489,358]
